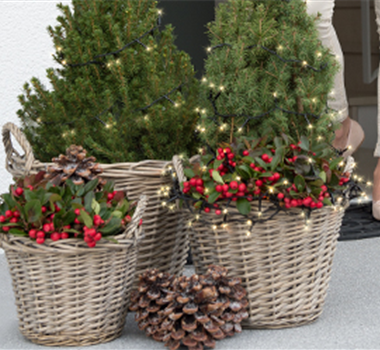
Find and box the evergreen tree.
[199,0,339,150]
[18,0,199,163]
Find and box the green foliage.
[0,172,136,247]
[17,0,199,163]
[182,134,348,216]
[199,0,339,152]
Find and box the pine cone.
[44,145,106,188]
[130,265,248,350]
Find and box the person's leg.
[306,0,364,154]
[372,0,380,219]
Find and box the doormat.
[339,202,380,241]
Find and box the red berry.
[50,232,61,241]
[74,208,81,216]
[227,153,235,160]
[5,210,13,218]
[15,187,24,196]
[273,173,281,181]
[290,199,298,207]
[43,223,51,232]
[107,193,114,201]
[183,181,190,188]
[196,179,204,187]
[27,185,34,190]
[277,193,284,200]
[321,185,328,192]
[310,202,316,208]
[238,183,247,192]
[293,156,298,162]
[2,226,10,232]
[61,232,69,239]
[189,178,197,187]
[225,148,231,154]
[216,155,223,161]
[261,154,269,162]
[74,218,81,224]
[303,197,312,206]
[290,144,297,150]
[0,215,5,223]
[87,240,96,248]
[215,185,223,193]
[36,237,45,245]
[29,229,37,238]
[267,176,274,182]
[41,206,47,213]
[218,148,224,155]
[215,209,222,215]
[243,150,249,156]
[87,228,96,237]
[236,191,245,197]
[229,181,238,190]
[253,189,261,195]
[37,231,45,239]
[284,197,290,203]
[10,217,18,223]
[225,192,234,198]
[285,203,291,209]
[94,233,102,241]
[287,158,293,163]
[316,202,323,209]
[255,180,263,187]
[139,219,143,226]
[196,186,204,194]
[222,184,229,192]
[250,163,255,169]
[204,207,210,213]
[54,204,61,212]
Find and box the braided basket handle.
[2,122,36,176]
[119,194,148,243]
[172,155,201,184]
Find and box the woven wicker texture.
[172,157,345,329]
[0,195,147,347]
[2,123,188,286]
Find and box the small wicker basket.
[0,195,147,347]
[2,122,188,286]
[173,157,345,329]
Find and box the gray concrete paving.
[1,238,380,350]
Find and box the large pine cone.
[45,145,106,188]
[130,265,248,350]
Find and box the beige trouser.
[306,0,380,156]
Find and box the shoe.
[342,119,365,159]
[373,200,380,221]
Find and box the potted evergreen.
[173,0,351,329]
[6,0,199,283]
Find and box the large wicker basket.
[2,122,188,286]
[0,195,147,346]
[173,157,345,329]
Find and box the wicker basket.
[173,157,345,329]
[2,122,188,286]
[0,195,147,346]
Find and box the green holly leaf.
[25,199,42,223]
[319,171,327,183]
[79,210,93,228]
[99,217,122,234]
[299,135,310,151]
[294,175,306,192]
[91,198,101,215]
[207,191,220,204]
[236,198,251,215]
[184,168,195,179]
[212,170,224,184]
[8,229,28,237]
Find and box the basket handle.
[120,194,148,244]
[172,154,201,184]
[2,122,36,175]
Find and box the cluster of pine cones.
[130,265,248,350]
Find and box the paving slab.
[1,238,380,350]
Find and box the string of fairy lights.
[38,8,185,132]
[158,154,368,235]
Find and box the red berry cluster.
[0,185,133,248]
